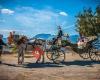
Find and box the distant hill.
[34,33,79,43]
[34,34,52,40]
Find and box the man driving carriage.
[57,26,63,38]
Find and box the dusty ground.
[0,51,100,80]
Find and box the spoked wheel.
[52,50,65,64]
[52,50,59,60]
[78,48,90,59]
[89,48,100,61]
[46,50,59,60]
[46,51,53,60]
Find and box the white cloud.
[59,12,68,16]
[0,7,69,37]
[15,7,60,28]
[13,7,64,36]
[1,9,14,14]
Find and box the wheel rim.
[53,51,65,64]
[89,48,100,61]
[46,51,52,60]
[79,48,90,59]
[52,50,59,60]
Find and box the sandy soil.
[0,51,100,80]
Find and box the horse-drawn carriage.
[8,32,100,64]
[28,33,100,64]
[77,34,100,61]
[28,37,66,64]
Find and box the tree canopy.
[76,5,100,37]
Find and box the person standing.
[0,34,6,64]
[8,32,14,45]
[57,26,63,38]
[17,36,27,64]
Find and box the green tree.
[76,6,100,37]
[95,6,100,33]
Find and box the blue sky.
[0,0,100,37]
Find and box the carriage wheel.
[46,50,59,60]
[53,51,65,64]
[52,50,59,60]
[78,48,90,59]
[89,48,100,61]
[46,51,53,60]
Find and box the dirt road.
[0,53,100,80]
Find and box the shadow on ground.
[62,60,100,67]
[1,60,100,68]
[23,60,100,68]
[1,62,64,68]
[24,62,64,68]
